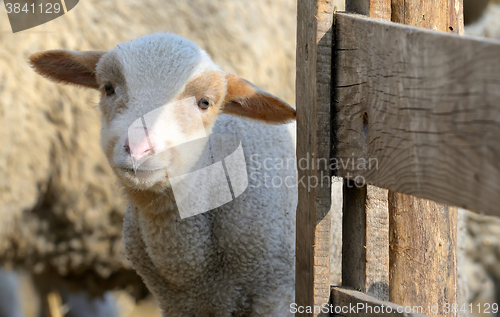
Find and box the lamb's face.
[95,34,228,191]
[29,33,296,194]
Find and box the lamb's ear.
[29,50,106,89]
[222,74,296,124]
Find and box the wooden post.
[391,0,464,33]
[341,0,391,302]
[388,1,463,316]
[296,0,334,315]
[388,195,458,316]
[346,0,391,20]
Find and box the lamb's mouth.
[120,166,167,179]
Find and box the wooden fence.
[296,0,500,316]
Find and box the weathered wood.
[388,194,458,316]
[333,12,500,217]
[389,1,461,316]
[391,0,464,33]
[346,0,391,20]
[340,0,390,302]
[329,177,343,286]
[342,184,389,299]
[296,0,334,315]
[331,287,430,317]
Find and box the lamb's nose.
[124,138,154,161]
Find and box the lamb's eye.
[197,98,211,110]
[104,83,115,96]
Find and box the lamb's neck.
[124,185,213,291]
[124,187,178,218]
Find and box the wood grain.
[341,0,391,302]
[388,192,458,316]
[296,0,334,315]
[342,184,389,299]
[333,12,500,217]
[346,0,391,20]
[387,2,462,315]
[331,287,430,317]
[391,0,464,34]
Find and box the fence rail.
[334,12,500,218]
[331,287,428,317]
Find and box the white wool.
[124,118,297,317]
[114,33,219,116]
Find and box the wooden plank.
[333,12,500,217]
[296,0,334,315]
[388,2,462,315]
[342,184,389,299]
[340,0,390,302]
[331,287,429,317]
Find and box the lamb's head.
[29,33,295,194]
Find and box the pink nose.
[124,138,154,161]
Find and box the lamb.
[29,33,298,316]
[0,0,297,303]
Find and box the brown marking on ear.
[222,74,296,124]
[29,50,106,89]
[224,74,257,101]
